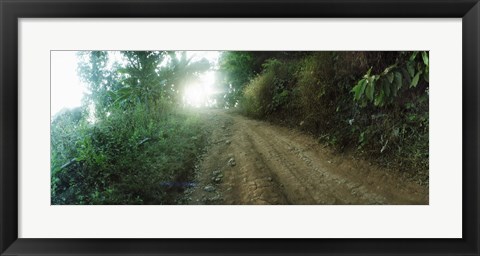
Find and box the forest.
[51,51,429,205]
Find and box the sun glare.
[51,51,222,118]
[184,83,206,107]
[183,71,219,108]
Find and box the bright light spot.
[184,83,207,108]
[183,71,220,108]
[181,51,223,108]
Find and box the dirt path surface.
[183,109,428,205]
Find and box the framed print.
[1,0,479,255]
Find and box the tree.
[218,51,306,107]
[113,51,167,112]
[78,51,115,121]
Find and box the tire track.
[186,109,428,205]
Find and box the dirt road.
[183,109,428,205]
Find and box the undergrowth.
[239,52,429,184]
[51,106,206,205]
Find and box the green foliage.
[351,51,429,107]
[294,52,336,131]
[218,52,257,107]
[219,51,304,108]
[51,105,206,204]
[51,51,210,204]
[113,51,167,109]
[241,58,297,117]
[229,51,429,181]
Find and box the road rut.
[184,109,428,205]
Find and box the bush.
[51,105,206,205]
[293,52,337,133]
[241,59,297,118]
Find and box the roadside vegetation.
[51,50,429,205]
[220,51,429,183]
[51,51,210,204]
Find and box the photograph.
[2,0,477,254]
[51,50,429,205]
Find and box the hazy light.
[51,51,86,117]
[182,51,222,108]
[51,51,222,116]
[187,51,221,68]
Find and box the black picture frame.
[1,0,479,255]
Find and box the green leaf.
[421,51,429,67]
[411,71,423,88]
[366,79,375,101]
[382,78,391,97]
[406,61,415,78]
[382,64,397,75]
[409,51,419,61]
[387,72,394,83]
[366,67,372,76]
[352,79,367,100]
[359,131,365,143]
[116,87,133,96]
[374,90,385,106]
[423,69,429,82]
[391,83,398,97]
[408,114,416,122]
[363,67,373,78]
[394,72,403,91]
